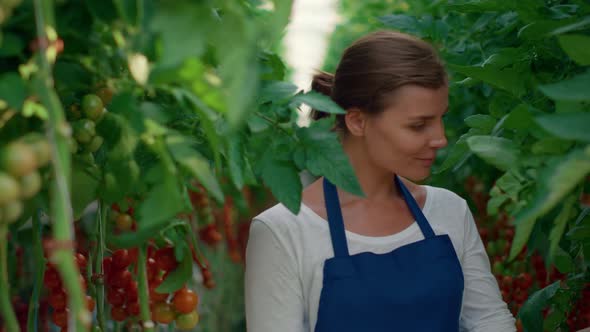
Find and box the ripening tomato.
[0,172,20,205]
[152,302,175,324]
[1,142,38,177]
[115,213,133,231]
[172,288,199,314]
[19,171,42,199]
[175,310,200,330]
[81,94,104,122]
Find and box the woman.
[245,30,516,331]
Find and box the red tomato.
[172,288,199,314]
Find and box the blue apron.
[314,176,464,332]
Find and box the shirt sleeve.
[459,204,517,332]
[245,219,306,332]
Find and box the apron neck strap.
[323,178,350,257]
[394,176,435,239]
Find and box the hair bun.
[311,71,334,97]
[310,71,335,120]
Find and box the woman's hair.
[310,30,447,132]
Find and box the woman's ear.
[344,108,367,137]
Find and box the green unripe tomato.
[2,200,23,224]
[20,171,42,199]
[73,119,96,144]
[81,94,104,121]
[1,142,38,177]
[85,135,104,153]
[0,172,20,205]
[175,311,200,330]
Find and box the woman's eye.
[410,123,426,131]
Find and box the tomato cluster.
[568,285,590,330]
[67,93,107,157]
[44,253,94,331]
[0,135,50,225]
[146,247,200,330]
[103,249,140,321]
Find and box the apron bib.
[314,176,464,332]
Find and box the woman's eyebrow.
[408,107,449,120]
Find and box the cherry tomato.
[175,310,199,330]
[147,257,159,281]
[172,288,199,314]
[102,256,113,276]
[81,94,104,122]
[111,306,127,322]
[29,139,51,167]
[1,200,23,224]
[75,253,88,270]
[1,142,37,177]
[125,301,140,316]
[152,302,175,324]
[49,289,67,310]
[96,87,114,105]
[43,266,61,289]
[107,287,125,307]
[19,171,42,199]
[85,135,104,153]
[52,309,68,328]
[109,269,132,289]
[0,172,20,205]
[149,277,168,303]
[154,247,178,272]
[115,213,133,231]
[112,249,131,270]
[86,295,96,312]
[73,119,96,144]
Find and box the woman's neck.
[338,136,402,204]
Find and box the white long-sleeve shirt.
[245,185,516,332]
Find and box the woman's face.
[362,84,449,181]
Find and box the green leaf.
[378,15,421,35]
[297,119,364,197]
[226,134,245,190]
[96,113,138,161]
[156,247,193,294]
[553,247,575,274]
[291,91,346,115]
[502,104,535,130]
[535,112,590,142]
[548,196,575,267]
[466,136,520,171]
[151,2,211,67]
[531,138,573,155]
[433,135,470,174]
[137,176,185,229]
[448,63,526,97]
[71,161,100,219]
[464,114,496,133]
[495,171,523,201]
[518,281,561,332]
[260,81,298,103]
[166,134,224,203]
[0,73,27,109]
[558,34,590,66]
[108,224,167,248]
[509,149,590,260]
[0,33,24,57]
[258,152,302,214]
[538,71,590,102]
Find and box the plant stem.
[27,210,45,332]
[93,202,108,330]
[0,224,19,332]
[138,245,155,332]
[33,0,90,330]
